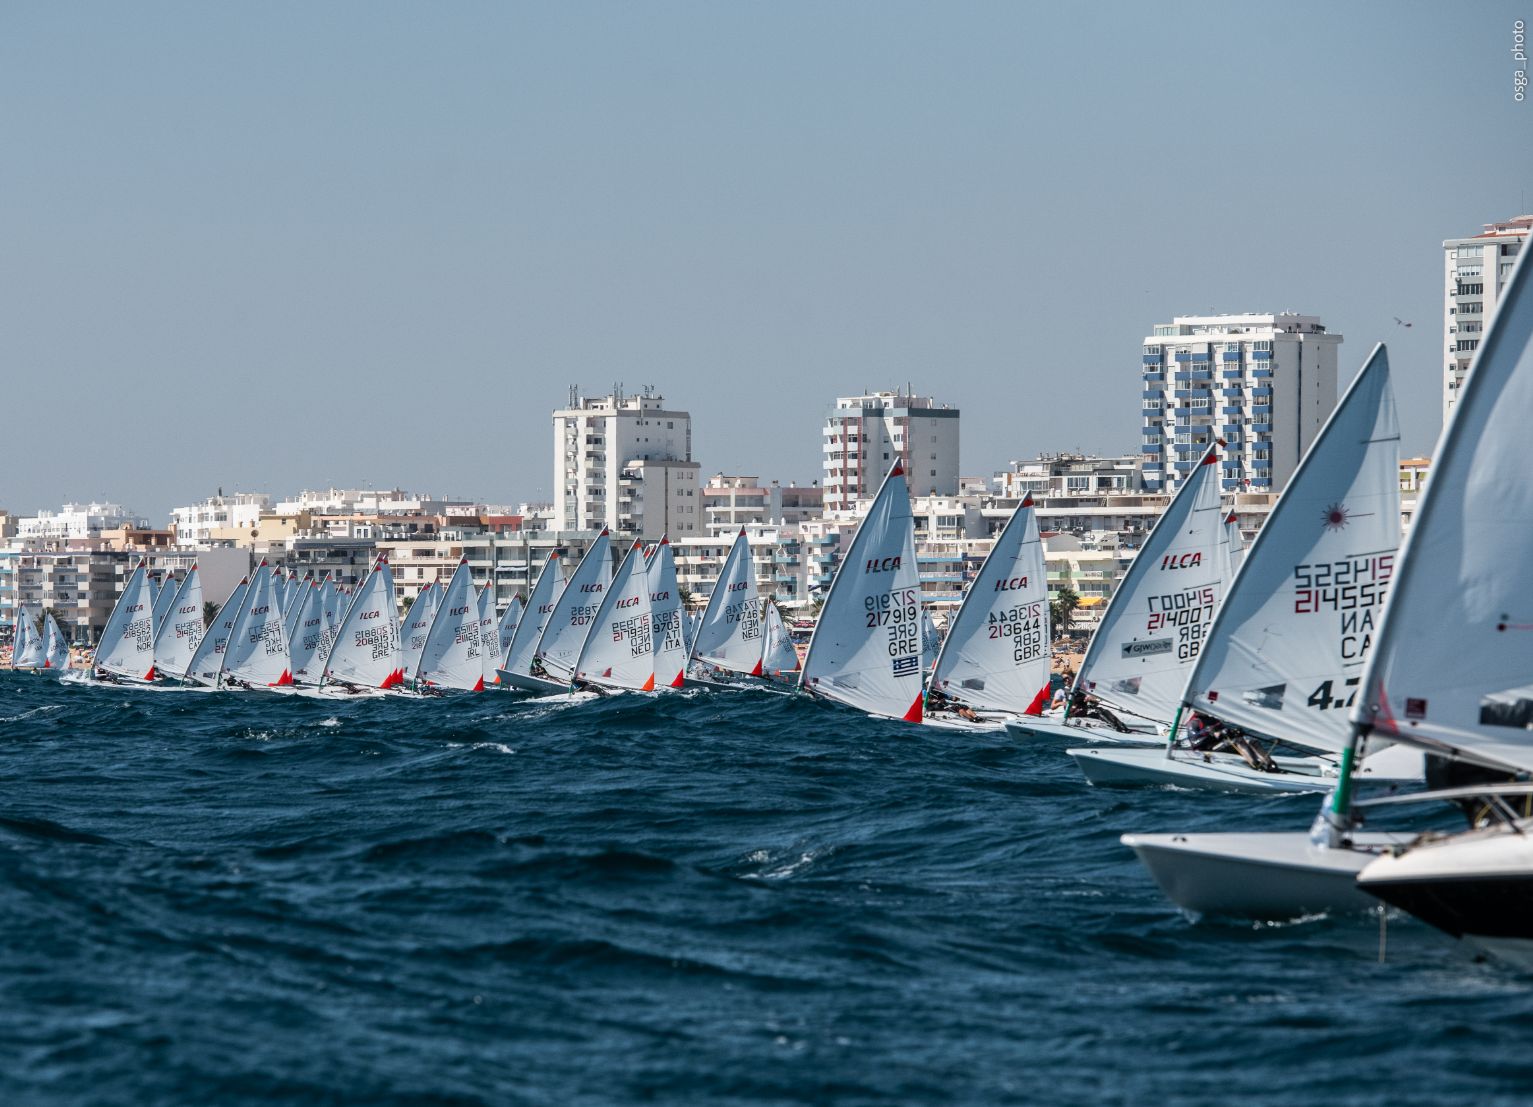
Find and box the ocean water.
[0,671,1529,1106]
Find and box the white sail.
[761,600,799,676]
[691,529,764,675]
[95,562,158,680]
[1225,513,1246,575]
[321,577,343,631]
[928,496,1052,716]
[322,558,404,689]
[799,462,926,722]
[1184,345,1399,754]
[152,565,205,679]
[647,538,688,690]
[400,583,441,683]
[536,531,612,681]
[504,554,565,678]
[1074,444,1229,725]
[44,613,70,671]
[222,562,294,687]
[282,573,312,644]
[152,575,177,639]
[271,570,289,622]
[478,584,499,688]
[289,581,330,683]
[496,595,524,664]
[1353,245,1533,771]
[13,612,45,668]
[415,559,484,690]
[921,607,941,660]
[187,579,249,687]
[573,539,655,691]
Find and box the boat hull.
[1358,827,1533,963]
[1069,746,1337,793]
[1123,830,1415,917]
[1003,716,1162,746]
[1071,745,1421,795]
[497,669,569,695]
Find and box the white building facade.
[1443,215,1531,419]
[821,390,960,512]
[552,387,700,540]
[1139,314,1340,495]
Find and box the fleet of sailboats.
[23,244,1533,967]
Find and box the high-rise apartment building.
[552,387,701,540]
[821,389,959,512]
[1140,314,1340,494]
[1443,215,1531,419]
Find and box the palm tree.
[1050,587,1080,642]
[202,600,219,628]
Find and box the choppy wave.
[0,670,1528,1106]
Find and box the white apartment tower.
[1140,314,1340,495]
[552,387,701,540]
[1443,215,1531,420]
[821,389,960,512]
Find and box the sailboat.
[499,552,567,693]
[43,613,70,672]
[1083,344,1422,793]
[1008,443,1230,745]
[151,564,205,681]
[1127,249,1533,920]
[572,539,656,692]
[282,572,313,645]
[288,581,330,685]
[91,561,158,683]
[799,461,926,723]
[760,600,800,680]
[647,537,689,690]
[928,494,1051,730]
[534,531,613,689]
[151,574,178,639]
[490,594,523,686]
[477,584,499,692]
[400,582,442,685]
[11,611,45,670]
[1225,512,1246,574]
[320,556,404,692]
[920,607,941,667]
[413,559,485,692]
[1350,245,1533,960]
[220,561,294,689]
[689,528,767,682]
[186,579,250,688]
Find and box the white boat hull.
[1071,744,1422,795]
[1358,825,1533,965]
[1004,715,1163,746]
[1123,830,1417,917]
[497,669,568,695]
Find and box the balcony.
[1250,405,1272,417]
[1142,371,1165,382]
[1222,406,1244,416]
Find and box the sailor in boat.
[1068,689,1131,733]
[924,685,979,723]
[1182,712,1278,774]
[93,667,120,685]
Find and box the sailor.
[1069,689,1131,733]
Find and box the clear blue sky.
[3,0,1529,520]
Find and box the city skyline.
[5,2,1530,519]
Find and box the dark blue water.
[0,672,1528,1106]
